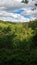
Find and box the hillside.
[0,20,37,65]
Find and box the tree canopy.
[0,20,37,65]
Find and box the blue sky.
[24,16,30,18]
[0,0,37,22]
[13,9,24,14]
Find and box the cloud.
[0,0,37,22]
[21,8,37,20]
[0,10,30,22]
[17,0,22,2]
[0,0,26,12]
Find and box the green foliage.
[21,0,28,4]
[0,20,37,65]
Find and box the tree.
[21,0,28,4]
[35,4,37,6]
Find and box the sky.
[0,0,37,22]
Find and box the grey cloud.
[0,0,26,12]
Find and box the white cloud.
[0,0,37,22]
[17,0,22,2]
[0,10,30,22]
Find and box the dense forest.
[0,20,37,65]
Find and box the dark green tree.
[21,0,28,3]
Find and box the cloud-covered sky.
[0,0,37,22]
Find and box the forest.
[0,20,37,65]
